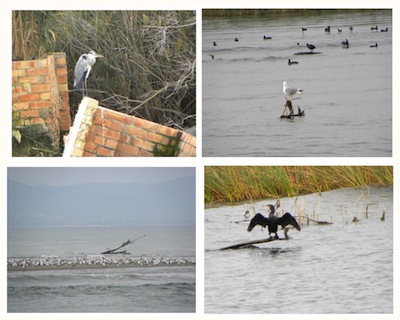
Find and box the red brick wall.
[63,98,196,157]
[12,53,71,151]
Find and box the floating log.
[220,228,290,250]
[101,235,146,254]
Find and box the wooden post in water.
[280,99,305,119]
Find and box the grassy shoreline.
[204,166,392,204]
[202,9,384,18]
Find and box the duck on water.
[247,204,301,240]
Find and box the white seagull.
[283,81,303,100]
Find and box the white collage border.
[1,1,398,320]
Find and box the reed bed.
[12,11,196,128]
[204,166,392,204]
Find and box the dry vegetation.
[12,10,196,128]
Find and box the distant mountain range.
[8,177,195,227]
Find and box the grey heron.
[73,50,103,96]
[283,81,303,100]
[247,204,301,240]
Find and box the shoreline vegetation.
[12,11,196,136]
[204,166,392,205]
[202,9,388,18]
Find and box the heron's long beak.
[94,53,104,58]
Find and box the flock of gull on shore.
[8,255,195,269]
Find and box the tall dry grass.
[12,11,196,128]
[204,166,393,204]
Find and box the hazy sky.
[8,167,195,186]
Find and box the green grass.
[204,166,393,204]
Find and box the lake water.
[202,10,392,156]
[8,225,195,313]
[205,186,393,313]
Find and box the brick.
[59,91,70,101]
[115,144,140,156]
[105,139,118,150]
[85,132,95,142]
[94,135,106,146]
[59,114,71,128]
[43,117,53,125]
[38,59,47,68]
[102,118,124,132]
[147,131,163,143]
[12,61,20,69]
[104,109,133,125]
[17,77,39,84]
[56,56,67,65]
[60,124,71,132]
[74,140,86,150]
[134,117,158,131]
[20,110,40,117]
[31,84,50,93]
[57,76,68,85]
[26,68,48,76]
[71,149,84,157]
[84,141,97,153]
[133,138,154,152]
[40,92,51,100]
[12,69,27,77]
[97,147,113,157]
[30,101,50,109]
[126,125,148,139]
[156,125,179,137]
[16,61,36,69]
[139,149,152,157]
[12,85,29,95]
[161,137,170,145]
[119,133,130,144]
[31,118,45,125]
[56,68,67,77]
[102,128,120,140]
[12,102,30,110]
[19,93,40,102]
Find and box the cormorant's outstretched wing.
[247,213,269,232]
[278,212,301,231]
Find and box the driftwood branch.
[281,100,305,118]
[220,228,291,250]
[101,235,146,254]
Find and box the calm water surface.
[8,225,195,312]
[205,186,393,313]
[202,10,392,156]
